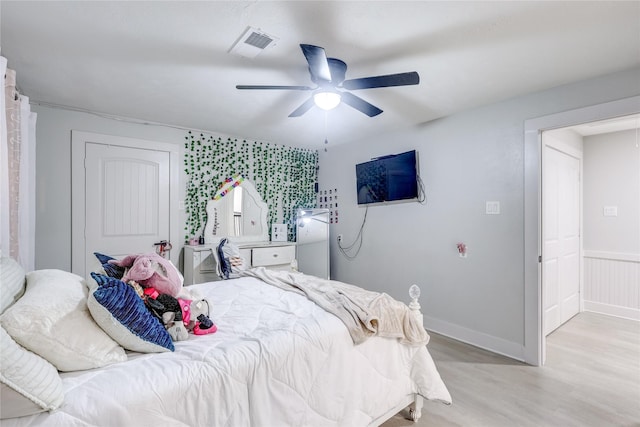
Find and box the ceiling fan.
[236,44,420,117]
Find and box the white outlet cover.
[486,201,500,215]
[603,206,618,217]
[271,224,288,241]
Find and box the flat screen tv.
[356,150,418,205]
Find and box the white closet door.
[543,146,581,336]
[72,131,179,278]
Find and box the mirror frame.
[203,178,269,245]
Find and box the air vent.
[229,27,278,59]
[245,32,273,49]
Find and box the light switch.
[603,206,618,217]
[486,201,500,215]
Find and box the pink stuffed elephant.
[109,252,183,297]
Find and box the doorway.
[523,95,640,366]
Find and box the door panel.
[84,143,171,275]
[543,145,581,336]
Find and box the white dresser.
[183,242,296,285]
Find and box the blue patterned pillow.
[93,252,125,279]
[87,273,174,353]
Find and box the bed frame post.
[408,285,425,422]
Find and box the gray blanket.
[241,267,429,346]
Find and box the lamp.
[313,91,341,111]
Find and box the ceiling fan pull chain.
[324,112,329,151]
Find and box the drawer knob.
[273,253,278,257]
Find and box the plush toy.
[185,299,217,335]
[108,252,183,297]
[193,314,217,335]
[157,294,190,341]
[143,287,216,340]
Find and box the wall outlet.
[486,201,500,215]
[271,224,287,241]
[337,234,343,243]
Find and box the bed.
[0,255,451,426]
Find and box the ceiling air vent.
[229,27,278,59]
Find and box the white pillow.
[0,326,64,418]
[0,269,127,371]
[0,256,26,314]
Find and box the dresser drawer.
[198,250,217,273]
[252,245,295,267]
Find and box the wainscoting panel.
[583,251,640,320]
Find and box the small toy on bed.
[193,313,217,335]
[184,298,217,335]
[143,287,216,340]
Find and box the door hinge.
[538,255,542,263]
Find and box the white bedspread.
[242,267,430,346]
[4,276,451,427]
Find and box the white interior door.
[71,131,181,278]
[543,145,581,336]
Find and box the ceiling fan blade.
[342,71,420,90]
[340,92,383,117]
[288,97,316,117]
[300,44,332,83]
[236,85,313,90]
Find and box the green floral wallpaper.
[184,131,318,242]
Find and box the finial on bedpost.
[408,284,423,328]
[408,284,421,311]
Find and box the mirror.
[204,178,269,244]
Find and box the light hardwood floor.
[383,312,640,427]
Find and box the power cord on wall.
[416,173,427,204]
[337,205,368,259]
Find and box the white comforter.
[242,267,430,346]
[5,276,451,427]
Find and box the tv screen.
[356,150,418,205]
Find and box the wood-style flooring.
[382,312,640,427]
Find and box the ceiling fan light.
[313,91,341,110]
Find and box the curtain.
[1,55,36,270]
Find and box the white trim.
[71,131,181,278]
[424,315,525,362]
[523,95,640,366]
[583,250,640,263]
[584,301,640,321]
[543,136,583,160]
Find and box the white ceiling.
[2,1,639,148]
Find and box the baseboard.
[423,315,525,362]
[584,301,640,321]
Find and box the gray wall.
[319,67,640,358]
[583,129,640,254]
[32,107,187,270]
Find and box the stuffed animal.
[143,287,216,340]
[193,314,217,335]
[185,299,217,335]
[108,252,183,297]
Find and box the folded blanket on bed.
[241,267,429,346]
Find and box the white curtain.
[1,55,37,270]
